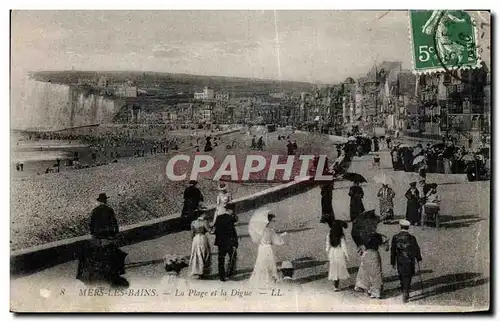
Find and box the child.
[373,154,381,169]
[326,220,350,291]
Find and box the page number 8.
[418,45,434,62]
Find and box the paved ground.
[11,148,490,312]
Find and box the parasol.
[461,154,476,162]
[342,172,367,183]
[328,135,349,144]
[248,208,271,244]
[398,143,411,148]
[413,147,423,156]
[348,136,356,141]
[412,155,425,165]
[351,210,380,247]
[372,172,396,186]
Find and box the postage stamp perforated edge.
[407,10,484,75]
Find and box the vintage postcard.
[10,10,491,313]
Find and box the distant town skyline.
[11,10,412,85]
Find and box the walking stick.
[417,261,425,296]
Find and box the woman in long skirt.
[354,233,389,299]
[405,182,421,225]
[249,214,287,288]
[349,181,365,222]
[326,220,350,291]
[189,211,211,278]
[320,181,335,226]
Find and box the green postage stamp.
[409,10,480,73]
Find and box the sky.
[11,10,414,85]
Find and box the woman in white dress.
[212,183,232,226]
[249,213,287,288]
[326,220,350,291]
[188,210,211,279]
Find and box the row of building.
[285,61,490,140]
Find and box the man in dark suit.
[90,193,119,239]
[213,203,238,282]
[391,220,422,303]
[78,193,128,288]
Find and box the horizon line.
[28,69,341,86]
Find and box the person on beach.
[257,136,265,151]
[286,140,294,155]
[76,193,129,288]
[326,220,350,291]
[204,136,213,152]
[188,207,211,279]
[377,184,395,224]
[213,182,232,226]
[348,180,365,222]
[181,180,204,227]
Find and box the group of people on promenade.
[77,169,424,304]
[340,177,440,227]
[391,139,490,181]
[322,217,422,302]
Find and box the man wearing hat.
[77,193,129,288]
[90,193,119,239]
[390,220,422,303]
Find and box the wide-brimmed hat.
[429,183,438,189]
[280,261,294,270]
[409,182,417,186]
[96,193,108,202]
[188,180,198,185]
[218,183,228,191]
